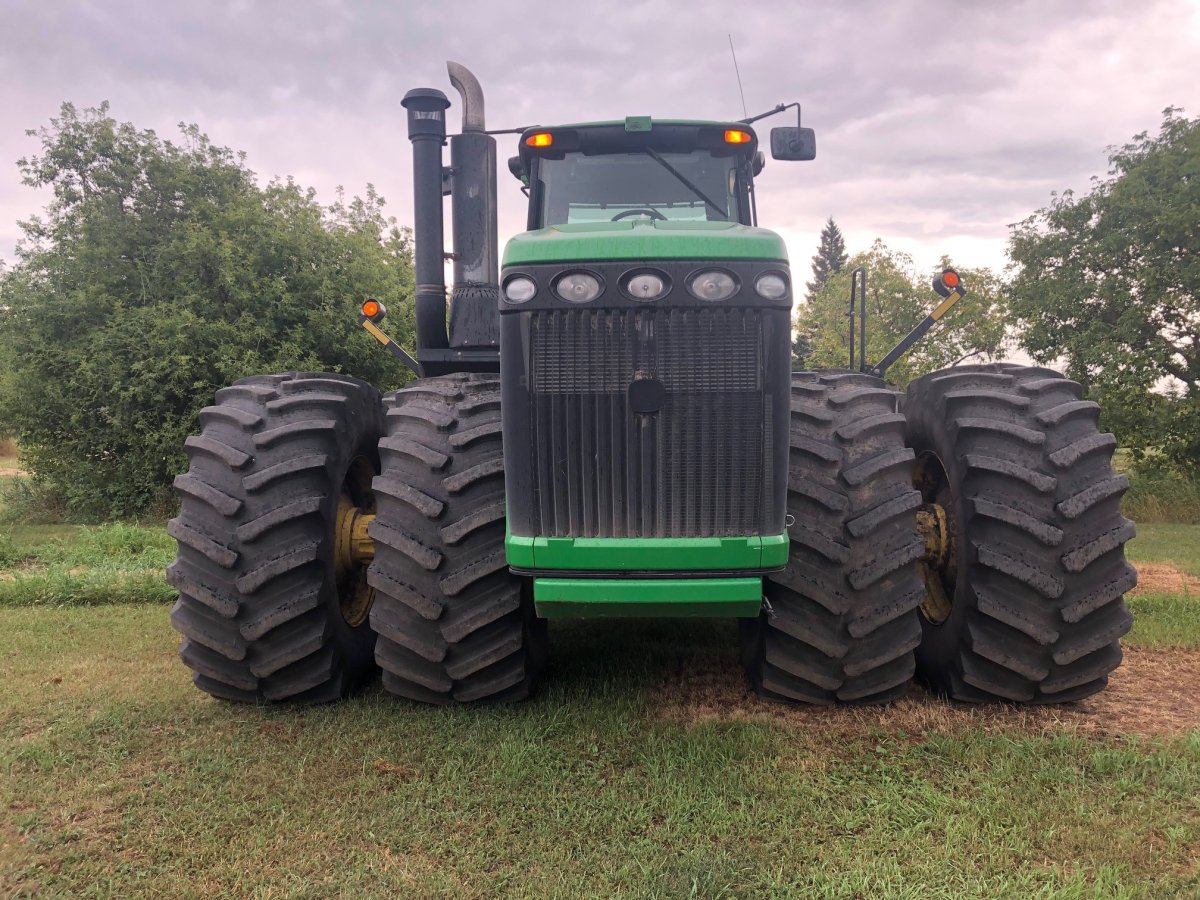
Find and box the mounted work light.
[361,299,386,322]
[933,269,964,299]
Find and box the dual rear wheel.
[742,365,1134,704]
[169,372,545,706]
[169,365,1133,707]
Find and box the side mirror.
[770,126,816,161]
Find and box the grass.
[1127,594,1200,647]
[1126,522,1200,578]
[0,523,175,608]
[0,498,1197,894]
[1123,468,1200,524]
[1,608,1199,898]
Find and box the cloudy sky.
[2,0,1198,277]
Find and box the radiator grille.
[528,307,773,538]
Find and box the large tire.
[168,372,384,704]
[367,373,547,704]
[741,372,926,704]
[903,364,1135,703]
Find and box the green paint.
[503,221,789,266]
[533,577,763,618]
[760,533,788,565]
[505,533,789,570]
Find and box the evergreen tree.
[805,217,848,302]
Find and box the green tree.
[795,239,1007,386]
[1007,108,1199,469]
[0,102,415,518]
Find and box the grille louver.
[527,307,774,538]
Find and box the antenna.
[727,34,748,118]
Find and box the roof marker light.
[724,129,752,144]
[526,132,553,148]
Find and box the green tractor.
[168,63,1135,706]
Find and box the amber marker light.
[942,269,960,289]
[724,129,752,144]
[525,132,553,148]
[361,299,386,321]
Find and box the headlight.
[555,272,602,303]
[689,270,737,301]
[754,273,788,300]
[503,276,537,303]
[625,272,667,300]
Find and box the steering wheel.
[611,208,667,222]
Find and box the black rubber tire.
[367,373,548,704]
[903,363,1135,703]
[167,372,384,704]
[741,371,926,704]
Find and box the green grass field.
[1,524,1198,896]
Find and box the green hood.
[502,220,789,266]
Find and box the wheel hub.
[333,456,378,628]
[913,452,958,626]
[335,498,376,569]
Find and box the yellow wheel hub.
[913,452,957,626]
[334,457,378,628]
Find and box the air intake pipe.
[445,61,500,348]
[400,86,451,352]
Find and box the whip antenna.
[728,34,748,118]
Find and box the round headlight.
[504,276,537,303]
[755,273,788,300]
[555,272,602,303]
[626,272,666,300]
[689,270,737,301]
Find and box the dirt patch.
[1132,563,1200,596]
[0,467,26,477]
[651,645,1200,739]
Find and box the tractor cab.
[511,120,761,229]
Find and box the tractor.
[167,63,1135,706]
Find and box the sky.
[1,0,1199,279]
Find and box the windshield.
[535,150,741,227]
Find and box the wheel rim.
[334,455,377,627]
[913,450,957,626]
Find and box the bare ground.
[1132,562,1200,595]
[651,645,1200,739]
[0,468,24,477]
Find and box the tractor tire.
[367,373,548,704]
[167,372,384,704]
[903,363,1135,703]
[741,371,926,704]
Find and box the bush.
[0,103,415,519]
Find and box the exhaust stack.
[446,61,500,349]
[399,64,501,375]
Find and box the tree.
[795,239,1007,386]
[805,216,848,302]
[0,103,415,518]
[1007,108,1200,469]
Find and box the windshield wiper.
[643,148,728,219]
